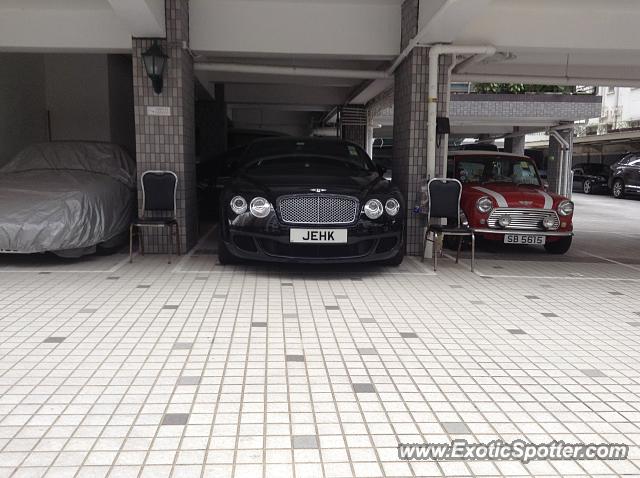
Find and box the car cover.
[0,142,136,255]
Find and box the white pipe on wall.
[426,45,496,179]
[549,128,572,197]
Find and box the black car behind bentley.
[218,138,404,265]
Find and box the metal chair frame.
[130,170,181,264]
[421,178,475,272]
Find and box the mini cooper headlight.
[249,197,271,218]
[476,196,493,213]
[542,215,558,230]
[557,200,574,216]
[364,199,383,219]
[498,215,511,228]
[385,198,400,216]
[230,195,247,215]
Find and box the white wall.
[601,87,640,124]
[0,53,135,164]
[45,54,112,142]
[107,55,135,155]
[0,53,48,164]
[231,108,313,137]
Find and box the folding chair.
[130,171,180,264]
[422,178,475,272]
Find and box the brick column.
[392,0,451,256]
[132,0,197,253]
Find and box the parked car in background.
[609,153,640,198]
[448,151,574,254]
[219,137,404,265]
[572,163,610,194]
[0,142,136,257]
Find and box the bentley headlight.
[230,195,247,215]
[476,196,493,213]
[557,200,574,216]
[364,199,383,219]
[385,198,400,216]
[249,197,271,218]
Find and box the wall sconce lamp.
[142,40,168,94]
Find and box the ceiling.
[2,0,640,134]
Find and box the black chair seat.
[422,177,475,272]
[428,224,472,234]
[130,170,180,264]
[133,217,177,226]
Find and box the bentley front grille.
[278,194,359,225]
[487,208,560,230]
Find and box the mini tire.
[544,236,572,255]
[583,180,592,194]
[612,179,625,199]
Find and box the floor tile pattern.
[1,246,640,477]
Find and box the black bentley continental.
[218,137,404,265]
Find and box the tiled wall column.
[132,0,197,254]
[392,0,451,256]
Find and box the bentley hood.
[231,172,396,202]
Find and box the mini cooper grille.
[278,195,359,225]
[488,208,560,230]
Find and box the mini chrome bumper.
[472,228,573,237]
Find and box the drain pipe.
[426,45,496,179]
[549,127,573,198]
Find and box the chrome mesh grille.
[278,195,359,225]
[488,208,560,230]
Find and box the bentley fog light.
[364,199,383,219]
[498,215,511,228]
[385,198,400,216]
[249,197,271,218]
[542,215,557,230]
[557,200,574,216]
[230,195,247,215]
[476,196,493,213]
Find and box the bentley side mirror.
[377,165,387,176]
[543,180,550,191]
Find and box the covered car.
[448,151,574,254]
[0,141,136,257]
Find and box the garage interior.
[2,1,640,477]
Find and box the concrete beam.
[189,0,400,57]
[107,0,165,38]
[417,0,492,44]
[0,8,132,52]
[223,83,349,108]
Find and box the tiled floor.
[1,195,640,477]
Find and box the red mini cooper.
[448,151,574,254]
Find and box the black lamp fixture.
[142,40,168,94]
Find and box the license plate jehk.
[290,229,348,244]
